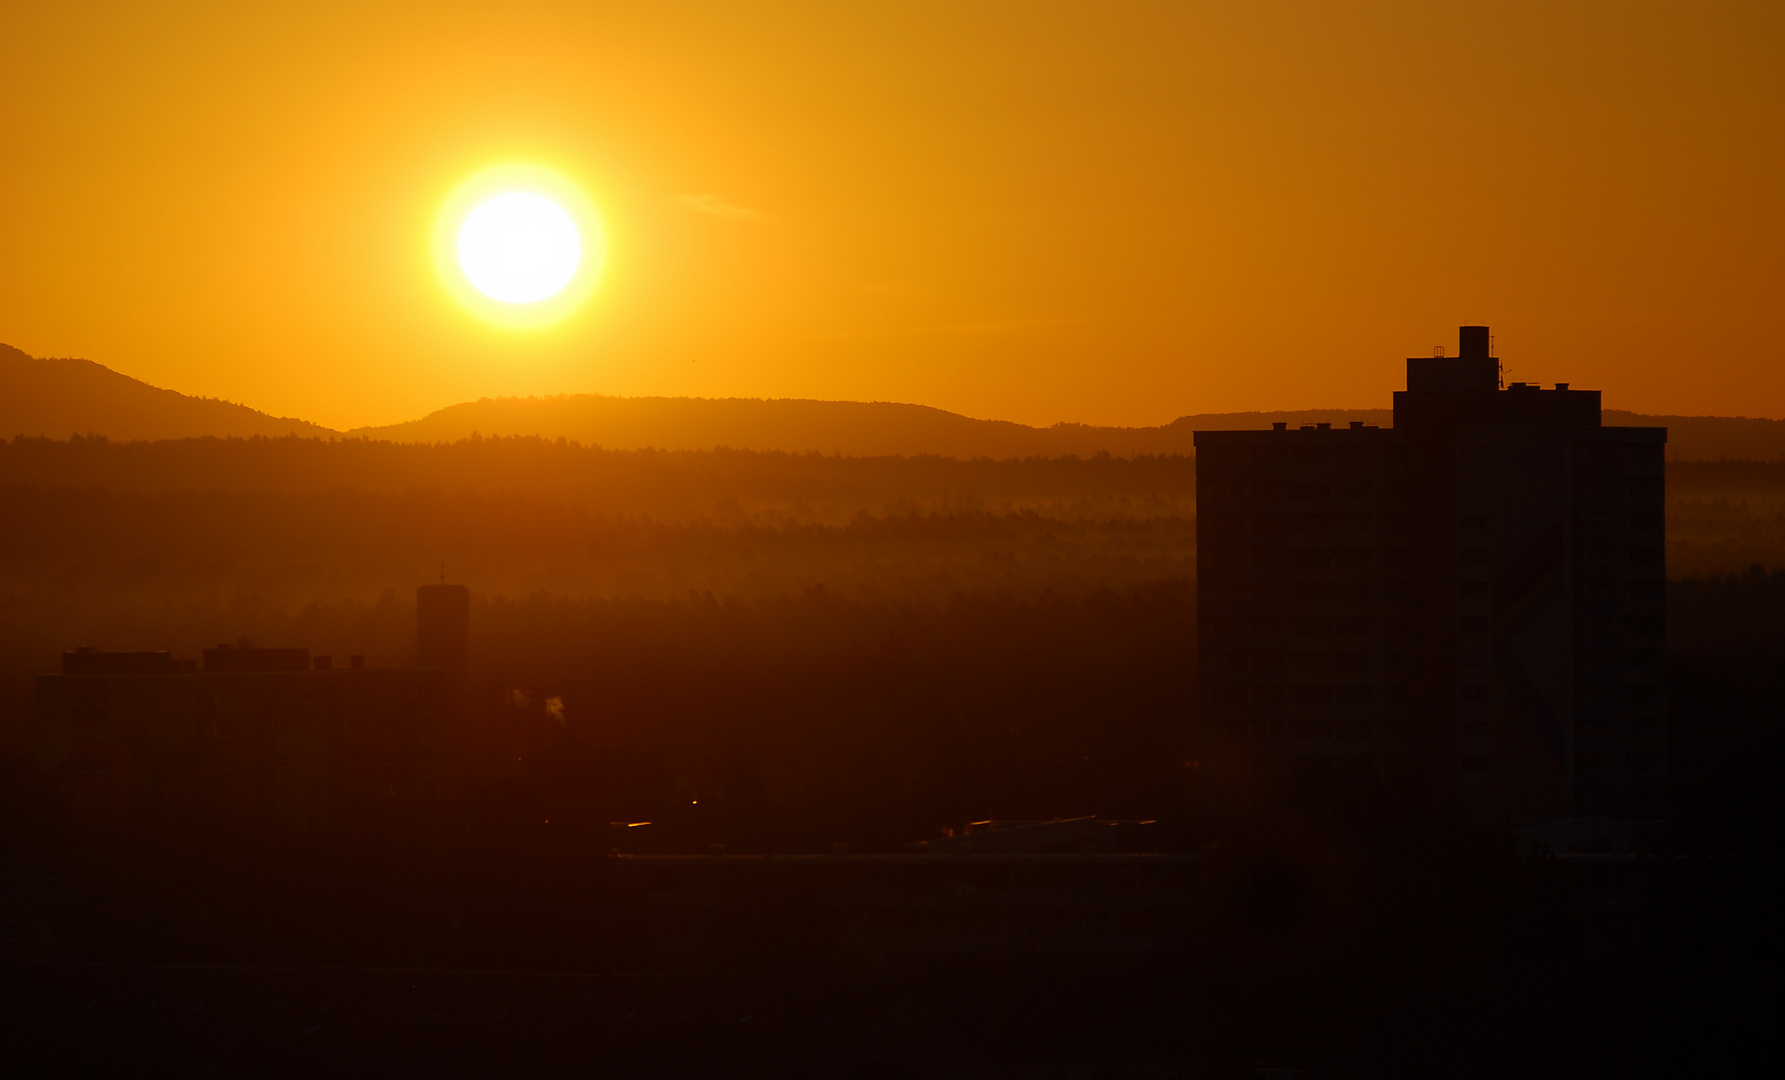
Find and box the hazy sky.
[3,1,1781,429]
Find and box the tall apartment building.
[1195,327,1666,823]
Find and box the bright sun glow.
[435,165,604,328]
[458,192,581,303]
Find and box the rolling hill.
[6,345,1783,461]
[345,393,1389,458]
[0,344,333,441]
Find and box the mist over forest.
[3,433,1783,701]
[4,433,1784,817]
[3,433,1781,1073]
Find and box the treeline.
[0,487,1194,685]
[7,436,1785,577]
[0,435,1196,522]
[1667,461,1785,579]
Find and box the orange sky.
[3,1,1782,430]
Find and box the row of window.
[1203,617,1379,639]
[1573,510,1666,533]
[1576,751,1664,775]
[1202,480,1381,502]
[1575,544,1665,569]
[1577,648,1665,672]
[1219,718,1382,742]
[1200,512,1381,536]
[1205,581,1377,604]
[1204,685,1402,710]
[1206,650,1382,673]
[1573,477,1665,503]
[1576,683,1666,708]
[1197,444,1386,468]
[1463,749,1665,778]
[1201,546,1391,571]
[1571,441,1665,469]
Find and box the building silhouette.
[416,582,470,673]
[35,584,470,831]
[1195,327,1667,822]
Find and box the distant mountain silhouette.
[346,394,1390,458]
[0,344,333,441]
[350,395,1785,462]
[9,345,1784,460]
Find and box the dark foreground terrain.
[2,438,1781,1076]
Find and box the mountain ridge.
[1,344,334,442]
[344,392,1396,458]
[6,345,1783,461]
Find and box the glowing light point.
[457,192,581,303]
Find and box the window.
[1625,649,1664,672]
[1292,548,1333,568]
[1294,685,1335,707]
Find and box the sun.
[434,164,605,328]
[458,192,580,304]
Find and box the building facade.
[35,585,466,831]
[1195,327,1666,822]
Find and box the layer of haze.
[2,1,1781,431]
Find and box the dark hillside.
[0,344,334,441]
[345,393,1390,457]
